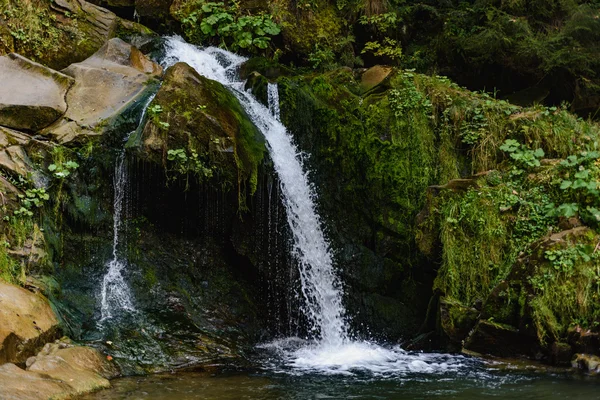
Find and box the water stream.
[99,94,156,322]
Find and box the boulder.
[42,38,162,144]
[0,363,73,400]
[1,0,119,70]
[136,0,174,19]
[0,339,118,399]
[0,281,60,364]
[0,54,74,131]
[138,61,264,190]
[572,353,600,374]
[439,297,479,346]
[0,126,49,187]
[360,65,393,93]
[27,340,118,393]
[463,320,538,358]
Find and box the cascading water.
[161,36,467,375]
[163,37,347,345]
[99,94,156,322]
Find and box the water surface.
[83,365,600,400]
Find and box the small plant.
[179,1,281,52]
[499,139,545,169]
[48,160,79,179]
[361,38,402,62]
[148,104,164,118]
[167,148,214,180]
[13,188,49,218]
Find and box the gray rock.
[0,54,74,131]
[42,38,162,144]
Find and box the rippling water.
[83,362,600,400]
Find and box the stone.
[136,0,174,19]
[360,65,393,93]
[0,281,60,364]
[550,342,573,366]
[0,340,118,399]
[439,297,479,346]
[572,353,600,374]
[42,38,161,144]
[0,363,72,400]
[49,0,119,68]
[464,320,538,358]
[139,61,264,188]
[0,0,119,70]
[0,54,74,131]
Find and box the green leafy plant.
[500,139,545,169]
[48,160,79,179]
[167,148,214,180]
[180,1,281,52]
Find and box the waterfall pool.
[81,357,599,400]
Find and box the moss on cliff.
[136,62,265,209]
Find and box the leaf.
[556,203,579,218]
[48,164,57,172]
[572,179,588,189]
[560,180,573,190]
[533,148,545,158]
[64,161,79,170]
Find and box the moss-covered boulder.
[137,61,264,198]
[0,0,120,70]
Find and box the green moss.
[528,231,600,344]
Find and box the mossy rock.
[138,61,265,198]
[0,0,120,70]
[464,319,539,358]
[439,297,479,347]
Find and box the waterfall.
[163,37,347,344]
[161,36,466,375]
[99,94,156,321]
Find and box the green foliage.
[528,237,600,343]
[179,1,280,52]
[500,139,545,169]
[547,150,600,225]
[48,160,79,179]
[167,148,214,180]
[14,188,49,217]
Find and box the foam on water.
[162,36,470,376]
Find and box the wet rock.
[0,54,74,131]
[0,281,60,364]
[42,38,161,144]
[572,353,600,374]
[138,61,264,190]
[464,320,538,358]
[439,297,479,347]
[550,342,573,366]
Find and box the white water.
[100,95,156,321]
[162,36,467,375]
